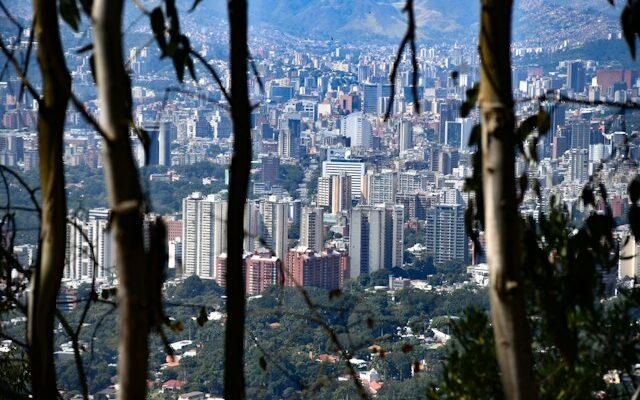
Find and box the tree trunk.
[92,1,149,399]
[224,0,250,398]
[28,0,70,397]
[479,1,537,399]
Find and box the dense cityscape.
[2,0,640,398]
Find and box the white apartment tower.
[261,196,290,260]
[322,158,365,199]
[64,208,114,281]
[341,112,372,148]
[182,192,228,279]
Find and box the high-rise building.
[136,122,168,166]
[261,196,289,260]
[212,110,232,140]
[245,250,282,295]
[187,109,212,139]
[363,171,396,205]
[64,208,115,281]
[278,128,299,159]
[244,200,262,253]
[619,233,640,282]
[341,112,372,148]
[444,121,463,149]
[331,173,352,214]
[349,204,404,278]
[88,208,115,279]
[261,154,280,184]
[362,83,392,115]
[437,146,460,175]
[425,203,468,265]
[570,121,591,150]
[317,176,332,209]
[399,120,413,154]
[567,61,585,93]
[322,158,366,199]
[65,217,90,281]
[397,171,426,194]
[300,206,324,252]
[284,247,344,290]
[566,148,589,183]
[181,192,228,279]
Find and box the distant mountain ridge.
[3,0,624,47]
[195,0,621,46]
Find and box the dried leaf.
[60,0,81,31]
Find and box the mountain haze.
[195,0,621,46]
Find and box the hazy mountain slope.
[193,0,621,45]
[2,0,624,46]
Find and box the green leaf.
[622,5,637,59]
[60,0,81,31]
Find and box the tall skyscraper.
[341,112,372,148]
[322,158,366,199]
[349,204,404,278]
[300,206,324,252]
[444,121,463,149]
[278,128,299,159]
[567,61,585,93]
[64,208,115,281]
[570,121,591,150]
[399,120,413,154]
[261,196,290,260]
[65,217,90,281]
[244,200,262,254]
[362,83,392,115]
[566,148,589,183]
[260,154,280,184]
[331,173,352,214]
[182,192,228,279]
[317,176,332,209]
[136,121,171,166]
[426,203,468,265]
